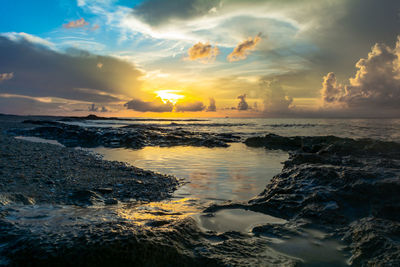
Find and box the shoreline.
[0,115,399,266]
[0,116,180,206]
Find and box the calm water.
[66,117,400,204]
[92,144,288,203]
[65,117,400,141]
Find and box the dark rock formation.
[10,120,241,149]
[241,134,400,265]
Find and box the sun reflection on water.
[117,198,200,226]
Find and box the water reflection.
[117,198,200,226]
[91,143,288,203]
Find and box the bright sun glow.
[155,90,184,104]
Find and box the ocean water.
[66,117,400,141]
[77,117,400,204]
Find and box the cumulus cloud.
[227,33,262,62]
[63,18,89,29]
[207,97,216,111]
[237,94,249,110]
[0,36,142,104]
[320,36,400,113]
[0,72,13,82]
[175,101,205,112]
[133,0,220,26]
[187,42,219,63]
[124,98,173,112]
[88,103,98,112]
[89,104,108,112]
[260,79,293,114]
[320,72,343,104]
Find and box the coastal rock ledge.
[240,134,400,265]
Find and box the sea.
[61,117,400,204]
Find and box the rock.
[95,187,113,194]
[104,198,118,205]
[11,119,240,149]
[69,190,102,206]
[241,134,400,264]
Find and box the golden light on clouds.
[155,90,184,104]
[227,33,262,62]
[187,42,219,63]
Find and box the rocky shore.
[0,117,180,206]
[9,118,240,149]
[1,115,399,266]
[208,133,400,266]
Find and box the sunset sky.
[0,0,399,117]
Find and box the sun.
[155,90,184,104]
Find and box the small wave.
[263,124,319,128]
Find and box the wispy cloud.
[0,72,14,82]
[1,32,55,49]
[63,18,89,29]
[227,33,262,62]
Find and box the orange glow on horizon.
[155,90,184,104]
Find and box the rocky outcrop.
[10,120,240,149]
[242,134,400,265]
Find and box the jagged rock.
[69,190,103,206]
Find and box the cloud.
[0,73,13,82]
[320,72,343,104]
[88,103,98,112]
[63,18,89,29]
[187,42,219,63]
[260,79,294,114]
[237,94,249,110]
[89,103,108,112]
[1,32,55,49]
[91,24,100,31]
[132,0,220,26]
[124,98,173,112]
[227,33,262,62]
[0,36,142,104]
[207,97,216,111]
[320,36,400,113]
[175,101,205,112]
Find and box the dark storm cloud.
[0,96,63,115]
[306,0,400,76]
[133,0,220,26]
[124,98,173,112]
[0,36,142,103]
[175,101,205,112]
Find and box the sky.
[0,0,399,117]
